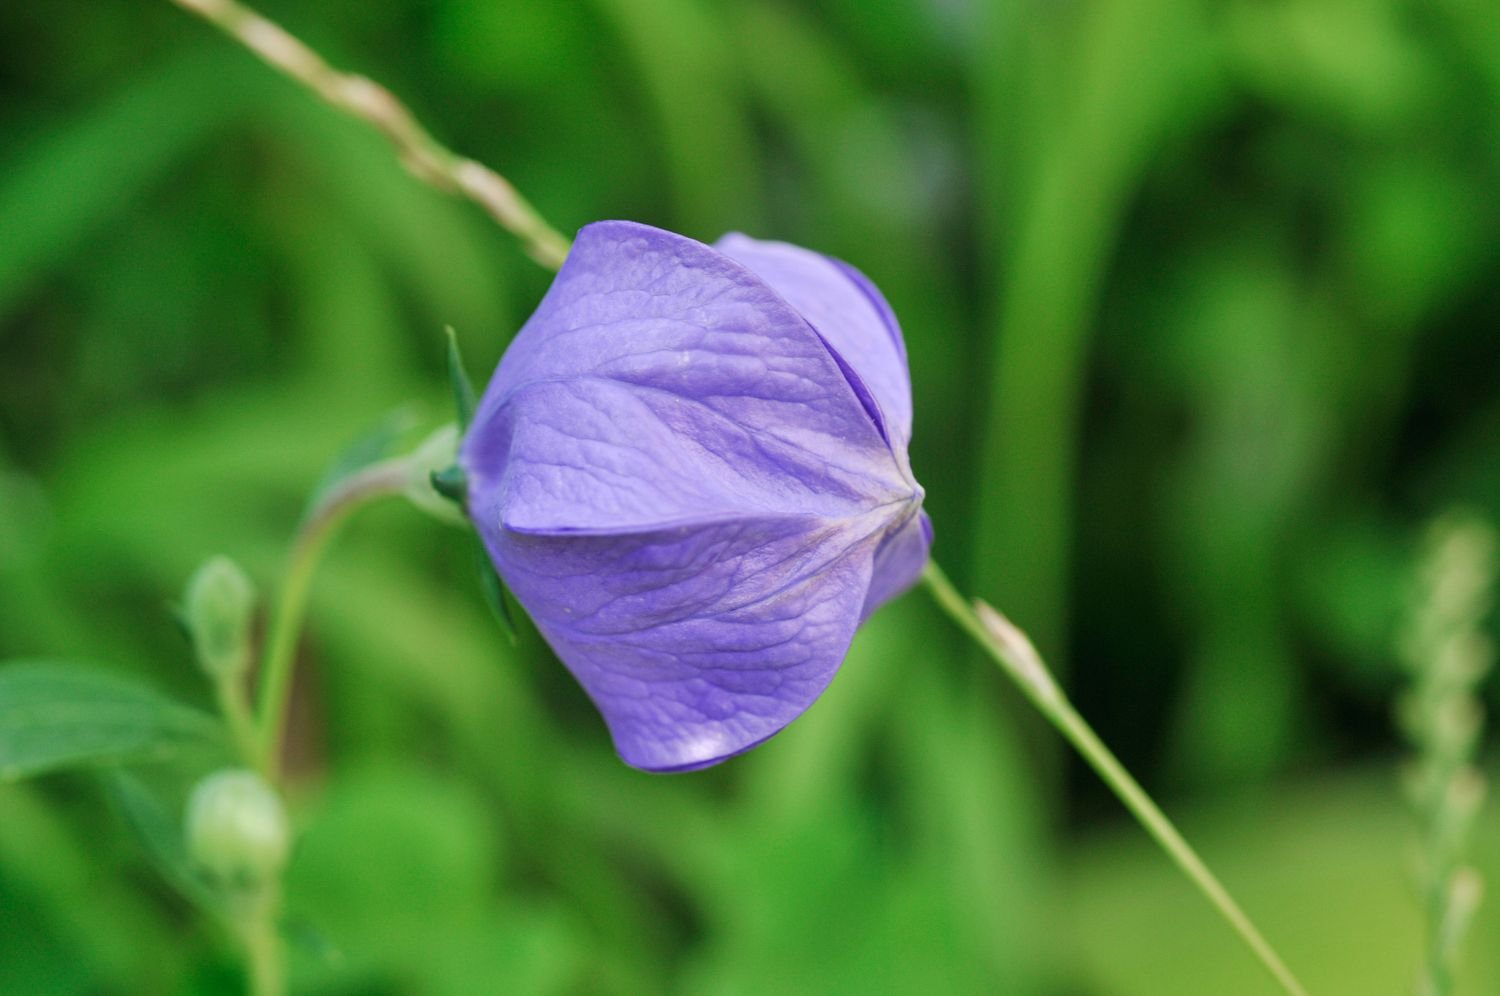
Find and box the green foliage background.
[3,0,1499,992]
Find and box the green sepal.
[444,328,512,640]
[471,539,518,644]
[430,464,468,507]
[445,326,477,431]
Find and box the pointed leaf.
[0,661,222,781]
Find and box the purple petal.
[485,513,880,770]
[464,222,909,534]
[714,234,914,448]
[862,511,933,620]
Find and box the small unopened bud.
[181,556,257,681]
[974,599,1061,706]
[185,769,289,890]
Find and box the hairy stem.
[922,561,1308,996]
[255,460,410,781]
[168,0,572,269]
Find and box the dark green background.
[2,0,1498,992]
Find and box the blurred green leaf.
[263,79,518,350]
[283,763,592,994]
[0,50,261,317]
[1292,514,1409,689]
[0,660,221,780]
[106,770,223,916]
[1227,0,1437,130]
[0,874,90,995]
[971,0,1228,661]
[0,782,183,990]
[588,0,760,234]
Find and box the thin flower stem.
[254,461,410,782]
[240,886,284,996]
[216,677,261,768]
[167,0,572,269]
[921,561,1309,996]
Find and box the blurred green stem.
[921,561,1308,996]
[238,886,284,996]
[168,0,571,268]
[255,460,409,782]
[217,676,260,768]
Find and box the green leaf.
[0,51,264,316]
[445,326,478,431]
[0,661,222,781]
[106,771,223,917]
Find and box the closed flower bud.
[462,222,930,772]
[181,556,257,681]
[185,768,290,889]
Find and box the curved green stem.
[921,561,1308,996]
[255,460,409,781]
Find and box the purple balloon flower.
[461,221,929,771]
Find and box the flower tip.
[619,727,780,774]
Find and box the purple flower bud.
[461,221,929,771]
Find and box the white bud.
[182,556,257,681]
[185,769,289,889]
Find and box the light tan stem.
[169,0,571,269]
